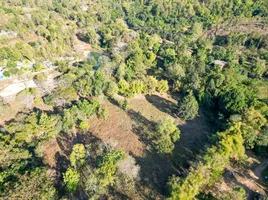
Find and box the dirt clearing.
[41,137,62,168]
[87,93,215,197]
[209,154,268,199]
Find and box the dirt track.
[246,159,268,199]
[254,159,268,178]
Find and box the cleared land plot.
[88,93,215,196]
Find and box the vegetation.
[178,92,199,120]
[153,118,180,154]
[0,0,267,199]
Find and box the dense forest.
[0,0,267,199]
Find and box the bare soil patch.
[41,137,62,168]
[208,154,268,199]
[89,99,145,157]
[74,34,92,59]
[88,93,215,197]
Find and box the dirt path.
[246,159,268,199]
[0,68,58,98]
[228,159,268,199]
[254,159,268,178]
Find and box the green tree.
[2,168,57,199]
[178,92,199,120]
[144,76,158,95]
[79,121,90,132]
[85,27,98,45]
[153,118,180,154]
[63,168,80,192]
[85,150,125,199]
[256,126,268,147]
[70,144,86,168]
[157,80,169,93]
[219,85,248,115]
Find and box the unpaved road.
[247,159,268,200]
[254,159,268,178]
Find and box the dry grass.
[41,137,62,168]
[87,93,215,198]
[88,98,145,157]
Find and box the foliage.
[5,112,61,145]
[85,149,125,199]
[70,144,86,168]
[79,121,90,132]
[178,92,199,120]
[168,123,245,199]
[1,168,57,199]
[119,99,131,111]
[153,118,180,154]
[98,108,109,120]
[157,80,169,93]
[219,85,249,115]
[1,0,268,199]
[63,168,80,192]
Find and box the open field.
[87,93,215,197]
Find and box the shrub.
[3,70,11,77]
[119,99,131,111]
[70,144,86,168]
[79,121,90,132]
[157,80,169,93]
[98,108,109,120]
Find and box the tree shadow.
[170,107,216,172]
[126,109,179,196]
[145,94,178,117]
[107,97,120,107]
[56,132,75,156]
[76,33,88,43]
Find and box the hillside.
[0,1,267,200]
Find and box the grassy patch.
[253,79,268,100]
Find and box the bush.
[3,70,11,77]
[33,62,45,72]
[119,99,131,111]
[144,76,158,95]
[79,121,90,132]
[157,80,169,93]
[98,108,109,120]
[70,144,86,168]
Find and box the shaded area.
[145,94,178,117]
[103,95,215,197]
[54,132,105,198]
[127,109,179,196]
[145,94,215,171]
[173,109,215,170]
